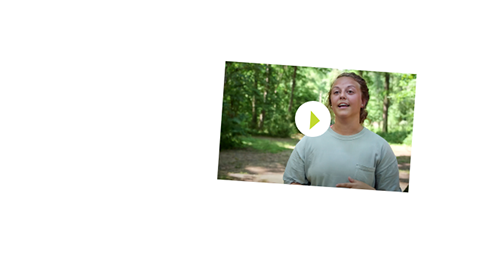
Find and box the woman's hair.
[327,72,370,124]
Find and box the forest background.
[220,61,416,150]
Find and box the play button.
[295,101,331,137]
[310,111,320,129]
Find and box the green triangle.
[310,111,320,129]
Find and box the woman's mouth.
[338,103,350,109]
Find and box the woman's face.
[330,77,364,122]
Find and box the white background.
[1,1,479,259]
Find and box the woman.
[283,72,401,191]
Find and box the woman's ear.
[361,97,367,107]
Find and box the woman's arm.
[283,138,310,185]
[374,144,402,191]
[336,177,375,190]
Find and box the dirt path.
[391,145,411,191]
[218,140,411,191]
[218,148,291,183]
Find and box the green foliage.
[219,101,249,150]
[375,130,410,144]
[220,62,416,150]
[403,132,413,145]
[265,113,295,137]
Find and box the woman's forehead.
[333,77,360,89]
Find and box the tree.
[250,64,260,129]
[259,64,270,130]
[288,66,297,113]
[383,72,390,133]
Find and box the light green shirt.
[283,127,401,191]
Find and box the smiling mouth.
[338,104,350,108]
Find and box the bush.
[219,112,249,150]
[403,132,413,145]
[375,130,410,144]
[266,114,295,138]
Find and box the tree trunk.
[288,66,297,113]
[259,64,270,130]
[251,68,258,128]
[382,72,390,133]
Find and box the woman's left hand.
[336,177,375,190]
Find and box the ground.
[217,136,411,191]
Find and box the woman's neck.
[331,120,364,136]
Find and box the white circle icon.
[295,101,331,137]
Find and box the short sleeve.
[375,143,402,191]
[283,138,310,185]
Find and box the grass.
[240,136,413,154]
[239,136,299,153]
